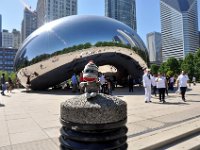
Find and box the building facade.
[21,8,37,43]
[160,0,199,61]
[0,14,2,47]
[0,48,17,72]
[105,0,137,31]
[147,32,162,63]
[12,29,21,49]
[2,30,13,48]
[36,0,77,27]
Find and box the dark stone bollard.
[60,93,128,150]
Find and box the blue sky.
[0,0,199,45]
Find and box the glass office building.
[36,0,77,27]
[0,48,17,72]
[105,0,137,31]
[147,32,162,63]
[160,0,199,61]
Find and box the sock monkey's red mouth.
[83,77,96,82]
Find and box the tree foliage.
[150,64,159,75]
[154,49,200,81]
[0,71,16,83]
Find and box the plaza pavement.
[0,84,200,150]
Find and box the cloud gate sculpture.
[14,15,148,90]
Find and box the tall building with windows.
[21,8,37,43]
[105,0,137,31]
[0,48,17,72]
[12,29,21,49]
[36,0,77,27]
[160,0,199,61]
[2,30,13,48]
[147,32,162,64]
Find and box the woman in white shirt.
[156,73,166,103]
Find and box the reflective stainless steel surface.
[14,15,148,90]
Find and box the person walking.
[169,76,175,90]
[1,73,6,96]
[99,74,106,93]
[71,73,78,92]
[142,69,152,103]
[7,77,13,93]
[177,71,189,102]
[128,74,134,92]
[192,76,196,86]
[151,74,157,96]
[156,73,166,103]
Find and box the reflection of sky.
[17,15,145,61]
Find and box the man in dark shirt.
[1,73,6,95]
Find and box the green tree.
[181,53,195,80]
[150,64,159,75]
[194,48,200,81]
[165,57,180,75]
[158,62,169,74]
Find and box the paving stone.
[10,129,48,145]
[12,139,58,150]
[0,145,11,150]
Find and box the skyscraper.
[105,0,137,31]
[2,30,13,48]
[0,14,2,47]
[160,0,199,61]
[21,8,37,43]
[147,32,162,63]
[12,29,21,49]
[0,47,17,72]
[0,14,2,32]
[36,0,77,27]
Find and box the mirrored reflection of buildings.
[105,0,137,31]
[36,0,77,27]
[0,48,17,72]
[160,0,199,61]
[146,32,162,64]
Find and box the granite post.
[60,93,127,150]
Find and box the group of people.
[142,69,189,103]
[1,73,14,96]
[70,72,115,95]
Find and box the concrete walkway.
[0,84,200,150]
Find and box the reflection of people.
[142,69,152,103]
[1,73,6,96]
[177,71,189,102]
[26,75,31,92]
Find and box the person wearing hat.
[142,68,152,103]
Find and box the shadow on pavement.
[0,103,5,107]
[19,86,146,96]
[151,101,189,105]
[186,100,200,103]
